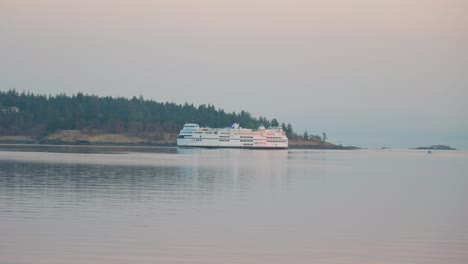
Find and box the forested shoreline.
[0,90,347,148]
[0,90,298,138]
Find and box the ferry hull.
[177,138,288,149]
[177,139,288,149]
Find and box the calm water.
[1,146,467,264]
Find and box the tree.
[310,134,321,141]
[281,123,287,132]
[287,123,293,134]
[322,132,327,142]
[271,118,279,127]
[303,130,309,140]
[281,123,293,138]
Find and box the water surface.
[1,146,467,264]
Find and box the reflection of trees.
[0,149,290,205]
[0,162,191,203]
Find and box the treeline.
[0,90,306,139]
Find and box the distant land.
[0,90,353,149]
[414,145,456,150]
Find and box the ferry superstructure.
[177,123,288,149]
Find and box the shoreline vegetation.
[0,131,358,150]
[1,89,357,149]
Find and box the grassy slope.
[45,130,177,144]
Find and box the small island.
[414,145,456,150]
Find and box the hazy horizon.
[1,0,467,148]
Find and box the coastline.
[0,135,357,150]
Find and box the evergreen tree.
[271,118,279,127]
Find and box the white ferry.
[177,123,288,149]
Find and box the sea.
[1,145,467,264]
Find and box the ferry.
[177,123,288,149]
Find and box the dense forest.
[0,90,306,140]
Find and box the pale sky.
[1,0,467,148]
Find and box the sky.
[1,0,467,148]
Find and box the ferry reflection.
[176,147,290,191]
